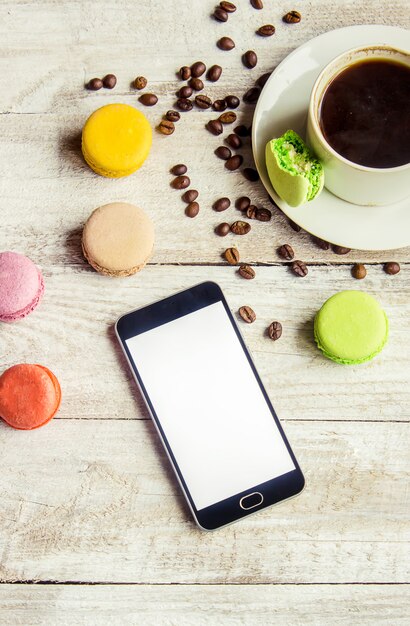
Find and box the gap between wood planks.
[0,581,409,586]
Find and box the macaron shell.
[82,202,154,275]
[0,252,44,322]
[265,140,309,207]
[0,364,61,430]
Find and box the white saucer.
[252,25,410,251]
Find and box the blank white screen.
[126,301,295,510]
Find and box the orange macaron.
[0,364,62,430]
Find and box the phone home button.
[239,492,264,510]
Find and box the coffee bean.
[243,87,261,103]
[352,263,366,279]
[256,207,272,221]
[87,78,103,90]
[225,155,243,171]
[206,119,223,135]
[220,1,237,12]
[332,245,351,255]
[231,220,251,235]
[185,202,200,218]
[243,50,258,69]
[179,66,191,80]
[216,222,230,236]
[268,321,282,341]
[225,95,240,108]
[213,7,228,21]
[226,133,242,149]
[239,305,256,323]
[235,196,250,211]
[139,93,158,106]
[224,247,240,265]
[291,260,308,277]
[239,264,255,279]
[215,146,232,160]
[166,109,180,122]
[178,85,193,98]
[256,72,271,88]
[218,36,235,51]
[182,189,199,203]
[234,125,250,136]
[311,235,330,250]
[384,261,400,275]
[191,61,206,77]
[171,175,190,189]
[283,10,302,23]
[213,99,227,112]
[195,94,212,109]
[250,0,263,9]
[102,74,117,89]
[219,111,237,124]
[257,24,276,36]
[158,120,175,135]
[213,197,231,212]
[277,244,294,260]
[243,167,259,181]
[288,218,301,232]
[207,65,223,82]
[189,77,204,91]
[171,163,187,176]
[246,205,258,219]
[176,97,193,111]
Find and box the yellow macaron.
[82,104,152,178]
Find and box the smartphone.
[115,281,304,530]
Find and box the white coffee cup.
[306,45,410,206]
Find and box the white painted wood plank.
[0,584,409,626]
[0,419,408,583]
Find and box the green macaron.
[265,130,324,207]
[314,290,389,365]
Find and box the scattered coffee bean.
[256,72,271,88]
[243,87,261,103]
[288,218,301,232]
[102,74,117,89]
[242,50,258,69]
[268,321,282,341]
[235,196,250,211]
[207,65,223,82]
[178,85,193,98]
[176,97,193,111]
[256,207,272,221]
[311,235,330,250]
[139,93,158,106]
[225,155,244,170]
[179,66,191,80]
[250,0,263,9]
[332,245,351,255]
[215,146,232,160]
[384,261,400,275]
[234,124,250,136]
[291,260,308,277]
[158,120,175,135]
[189,77,204,91]
[243,167,259,181]
[257,24,275,37]
[185,202,200,218]
[213,197,231,212]
[239,264,255,279]
[283,10,302,23]
[195,94,212,109]
[352,263,366,279]
[220,1,237,12]
[182,189,199,203]
[225,95,240,109]
[246,205,258,219]
[231,220,251,235]
[217,36,235,51]
[87,78,103,90]
[219,111,237,124]
[239,306,256,323]
[226,133,242,149]
[216,222,230,236]
[224,247,240,265]
[213,98,227,112]
[213,7,228,21]
[166,109,180,122]
[277,244,294,260]
[171,163,187,176]
[191,61,206,77]
[171,175,190,189]
[206,119,223,135]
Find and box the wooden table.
[1,1,409,623]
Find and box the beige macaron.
[82,202,154,277]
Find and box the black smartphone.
[115,281,304,530]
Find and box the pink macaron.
[0,251,45,322]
